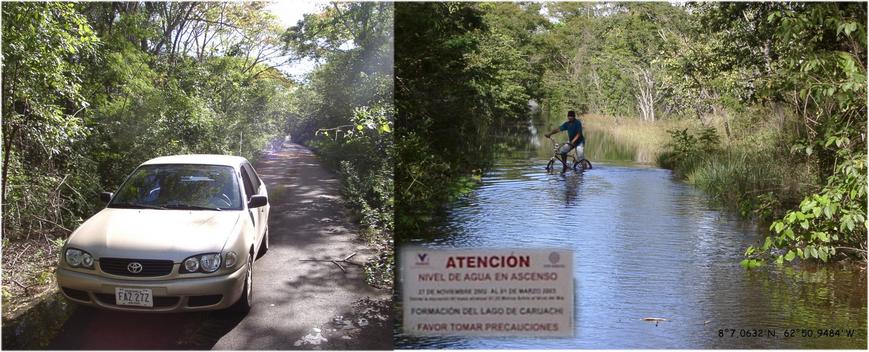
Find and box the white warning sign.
[401,248,574,337]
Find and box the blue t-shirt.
[560,120,584,145]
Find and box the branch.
[32,215,71,233]
[299,252,362,273]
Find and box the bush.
[659,126,811,219]
[746,151,867,266]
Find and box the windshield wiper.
[162,204,222,211]
[110,203,166,210]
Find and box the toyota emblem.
[127,262,143,274]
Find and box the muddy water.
[396,121,867,349]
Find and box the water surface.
[397,123,867,349]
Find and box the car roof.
[141,154,249,169]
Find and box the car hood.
[68,208,242,262]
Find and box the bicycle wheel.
[579,159,593,170]
[545,158,555,171]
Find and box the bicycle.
[545,136,593,172]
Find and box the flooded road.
[396,122,867,349]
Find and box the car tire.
[230,254,253,313]
[256,227,269,259]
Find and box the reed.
[579,114,694,163]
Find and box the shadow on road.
[49,306,245,349]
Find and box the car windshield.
[109,164,241,210]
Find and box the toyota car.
[56,155,270,312]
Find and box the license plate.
[115,287,153,307]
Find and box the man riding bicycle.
[544,109,585,173]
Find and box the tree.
[1,2,99,230]
[2,2,294,238]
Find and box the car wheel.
[256,227,269,259]
[231,254,253,313]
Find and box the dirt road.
[47,144,391,350]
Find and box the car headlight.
[183,257,200,273]
[180,253,221,273]
[82,253,94,268]
[199,253,221,273]
[65,248,94,269]
[224,251,238,268]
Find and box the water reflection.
[396,123,867,349]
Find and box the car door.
[241,163,268,245]
[245,164,269,233]
[239,166,261,247]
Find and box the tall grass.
[580,114,695,163]
[687,149,813,216]
[657,108,817,219]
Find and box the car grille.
[94,293,180,308]
[99,258,174,277]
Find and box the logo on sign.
[544,251,564,268]
[548,252,560,264]
[127,262,143,274]
[415,253,429,266]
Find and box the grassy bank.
[583,112,817,222]
[646,108,864,265]
[657,110,819,220]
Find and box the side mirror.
[248,195,268,208]
[100,192,114,203]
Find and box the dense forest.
[395,2,546,233]
[395,2,866,265]
[2,2,291,237]
[1,1,393,302]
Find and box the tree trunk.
[633,67,656,122]
[2,125,18,204]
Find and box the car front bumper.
[55,264,247,312]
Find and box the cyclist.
[544,110,585,173]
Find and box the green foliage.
[1,288,11,303]
[658,127,719,172]
[2,2,101,235]
[2,3,291,239]
[36,271,53,286]
[749,151,867,264]
[395,2,540,237]
[363,250,394,289]
[538,3,689,120]
[1,3,99,150]
[50,237,65,250]
[741,3,867,264]
[313,105,394,236]
[648,3,868,265]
